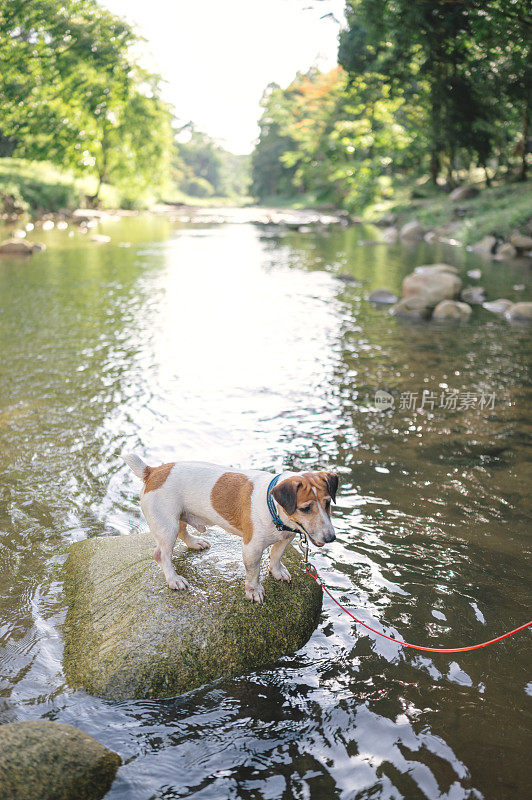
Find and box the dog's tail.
[122,452,149,480]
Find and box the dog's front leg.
[269,538,292,582]
[242,540,265,603]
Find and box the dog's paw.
[245,583,265,604]
[187,536,211,551]
[167,574,190,591]
[270,563,291,582]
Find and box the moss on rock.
[0,720,120,800]
[63,531,322,700]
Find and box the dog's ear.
[324,472,338,503]
[271,478,300,515]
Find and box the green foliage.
[0,158,86,213]
[0,0,174,203]
[174,129,250,200]
[387,180,532,245]
[252,1,530,210]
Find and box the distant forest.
[252,0,530,209]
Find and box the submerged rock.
[433,300,472,320]
[368,289,398,305]
[64,531,322,700]
[0,720,120,800]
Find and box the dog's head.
[271,470,338,546]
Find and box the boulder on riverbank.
[0,721,120,800]
[64,530,322,700]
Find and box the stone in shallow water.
[368,289,398,305]
[432,300,472,320]
[64,531,322,700]
[0,721,120,800]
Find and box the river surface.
[0,212,530,800]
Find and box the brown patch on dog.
[211,472,254,543]
[143,462,175,493]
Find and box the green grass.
[0,158,126,214]
[163,188,253,208]
[365,177,531,244]
[0,158,87,214]
[0,158,252,215]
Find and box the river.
[0,211,530,799]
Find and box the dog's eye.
[325,499,331,511]
[299,505,312,513]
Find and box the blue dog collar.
[266,474,300,534]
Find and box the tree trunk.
[518,100,529,182]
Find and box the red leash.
[305,564,531,654]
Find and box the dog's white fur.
[123,454,337,603]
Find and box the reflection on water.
[0,215,530,799]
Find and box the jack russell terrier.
[123,454,338,603]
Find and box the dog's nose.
[324,532,336,543]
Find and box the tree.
[0,0,174,201]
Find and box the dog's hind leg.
[178,518,211,551]
[142,503,190,591]
[242,540,265,603]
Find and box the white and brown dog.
[123,454,338,603]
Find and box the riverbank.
[0,158,247,218]
[371,180,531,247]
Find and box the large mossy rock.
[64,531,322,700]
[0,721,120,800]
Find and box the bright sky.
[100,0,345,154]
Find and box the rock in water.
[368,289,398,305]
[470,235,497,255]
[0,239,45,255]
[505,302,532,322]
[0,721,120,800]
[483,299,513,314]
[432,300,472,320]
[64,531,322,700]
[402,271,462,307]
[414,263,459,275]
[461,285,486,304]
[399,220,425,240]
[390,295,432,320]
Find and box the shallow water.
[0,213,530,799]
